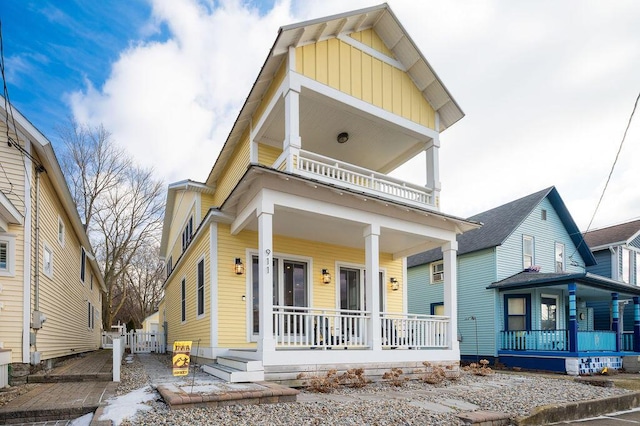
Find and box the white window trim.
[431,261,444,284]
[246,250,314,342]
[196,256,206,320]
[523,235,534,269]
[541,293,559,330]
[57,216,65,247]
[0,234,16,277]
[622,247,631,284]
[43,241,54,279]
[555,242,565,272]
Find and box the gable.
[349,29,395,58]
[295,36,436,130]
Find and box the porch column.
[425,137,441,209]
[258,204,275,353]
[568,283,577,352]
[442,240,458,351]
[634,297,640,352]
[283,49,301,173]
[364,224,381,351]
[612,292,620,352]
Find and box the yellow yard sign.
[172,341,192,376]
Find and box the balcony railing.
[293,150,436,209]
[273,306,450,349]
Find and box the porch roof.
[487,271,640,296]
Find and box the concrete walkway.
[0,351,117,425]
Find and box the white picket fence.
[102,331,166,354]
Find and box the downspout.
[33,166,44,312]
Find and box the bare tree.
[58,120,131,229]
[59,122,165,329]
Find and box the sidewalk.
[0,351,117,425]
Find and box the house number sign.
[265,249,271,273]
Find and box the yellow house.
[159,4,479,383]
[0,98,106,384]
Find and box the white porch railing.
[274,306,370,349]
[294,150,436,209]
[273,306,450,349]
[381,312,449,349]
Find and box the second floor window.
[166,256,173,278]
[181,278,187,322]
[182,217,193,252]
[197,259,205,316]
[555,242,565,272]
[431,262,444,283]
[523,235,534,269]
[80,247,86,283]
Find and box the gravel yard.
[115,354,633,426]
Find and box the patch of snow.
[180,384,224,394]
[70,413,93,426]
[99,386,157,425]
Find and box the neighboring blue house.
[583,220,640,349]
[408,187,640,375]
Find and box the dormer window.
[182,216,193,252]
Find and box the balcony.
[276,150,436,210]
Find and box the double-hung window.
[80,247,86,283]
[0,235,15,276]
[523,235,534,269]
[182,217,193,252]
[43,243,53,278]
[181,278,187,322]
[555,242,565,272]
[505,294,530,331]
[197,259,205,317]
[57,217,65,246]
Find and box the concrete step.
[202,363,265,383]
[217,356,263,372]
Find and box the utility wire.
[571,90,640,261]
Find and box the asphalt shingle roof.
[583,219,640,248]
[408,187,553,267]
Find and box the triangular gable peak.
[206,3,462,187]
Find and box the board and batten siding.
[295,34,436,130]
[164,225,211,349]
[216,223,403,348]
[212,129,251,207]
[496,198,585,280]
[31,166,102,360]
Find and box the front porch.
[490,272,640,375]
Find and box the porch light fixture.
[234,258,245,275]
[390,277,399,291]
[321,269,331,284]
[336,132,349,143]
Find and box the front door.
[251,256,308,336]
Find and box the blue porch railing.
[622,332,634,351]
[500,330,568,351]
[577,331,616,351]
[501,330,634,352]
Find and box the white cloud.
[69,0,640,229]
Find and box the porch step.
[218,356,264,372]
[202,356,265,383]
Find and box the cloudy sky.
[2,0,639,231]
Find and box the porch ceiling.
[257,87,426,174]
[240,204,444,256]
